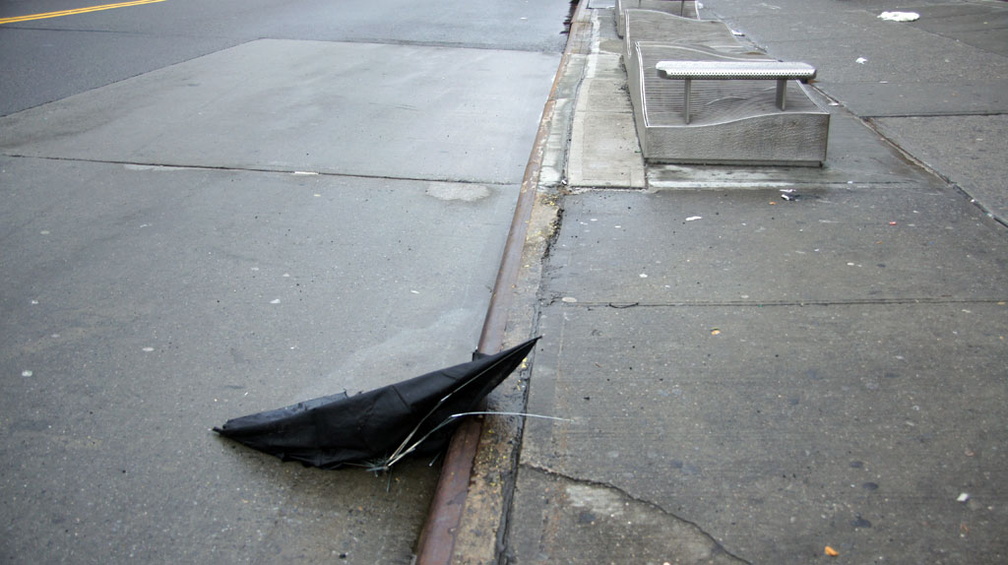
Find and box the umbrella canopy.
[214,337,539,470]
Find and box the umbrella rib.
[381,353,523,469]
[375,411,569,471]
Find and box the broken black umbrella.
[213,337,539,471]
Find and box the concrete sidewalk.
[0,27,566,565]
[483,1,1008,563]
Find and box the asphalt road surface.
[1,0,572,116]
[0,0,571,562]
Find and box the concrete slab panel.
[0,155,518,562]
[910,2,1008,57]
[567,48,646,188]
[521,300,1008,563]
[820,79,1008,117]
[701,0,945,17]
[0,39,559,184]
[741,31,1008,87]
[543,188,1008,306]
[872,114,1008,224]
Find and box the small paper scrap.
[879,11,920,22]
[957,493,970,503]
[685,216,702,222]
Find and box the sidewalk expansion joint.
[542,297,1008,309]
[862,111,1008,120]
[517,463,752,565]
[0,153,508,187]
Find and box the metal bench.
[667,0,687,16]
[616,0,696,36]
[655,60,816,123]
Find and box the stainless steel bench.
[616,0,696,36]
[655,60,817,123]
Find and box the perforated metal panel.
[655,61,816,80]
[626,42,830,165]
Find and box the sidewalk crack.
[513,463,752,564]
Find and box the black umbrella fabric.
[214,337,539,470]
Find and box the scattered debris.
[825,546,840,557]
[685,216,703,222]
[780,189,799,201]
[851,516,873,528]
[879,11,920,22]
[856,57,868,64]
[710,329,721,336]
[957,493,970,503]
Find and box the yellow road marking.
[0,0,168,25]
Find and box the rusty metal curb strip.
[413,1,593,563]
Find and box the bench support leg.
[683,78,692,124]
[775,79,787,110]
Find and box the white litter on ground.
[878,11,920,22]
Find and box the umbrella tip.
[472,335,542,360]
